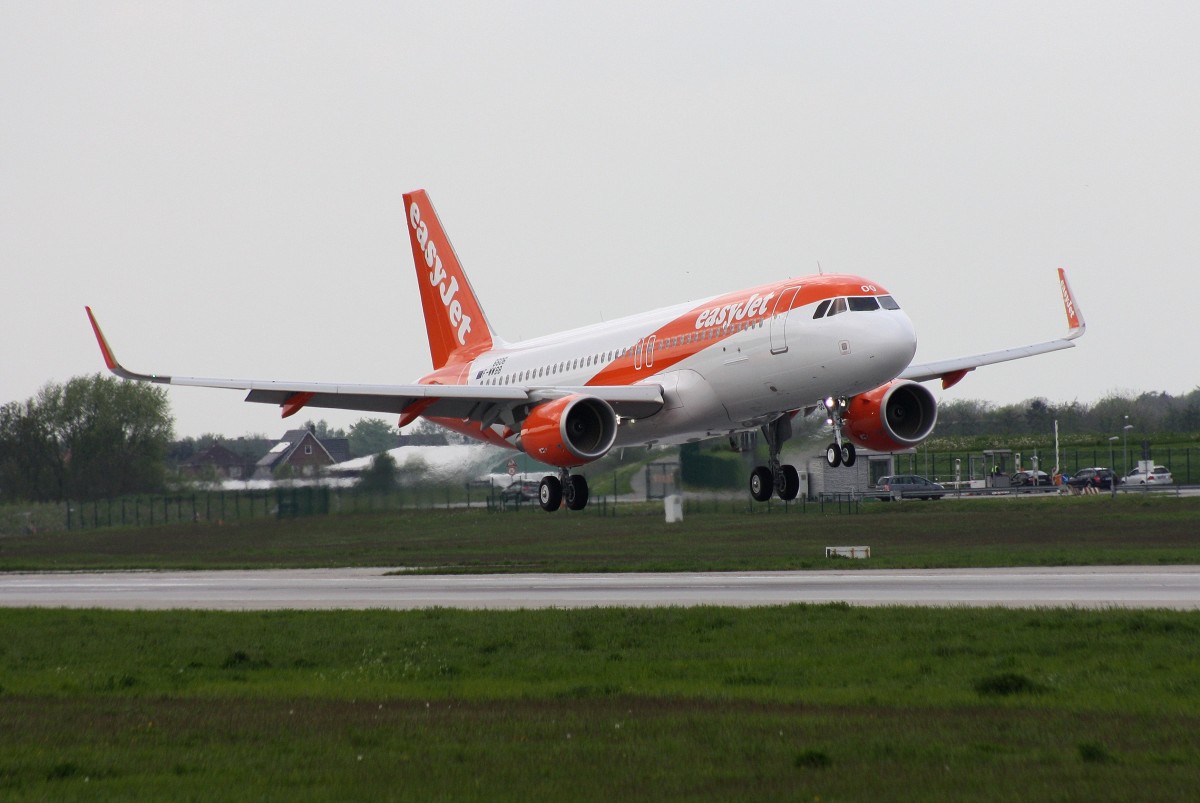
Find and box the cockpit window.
[878,295,900,310]
[848,296,880,312]
[813,299,831,319]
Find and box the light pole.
[1123,417,1133,476]
[1108,436,1118,472]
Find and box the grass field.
[2,494,1199,572]
[3,496,1199,799]
[2,606,1199,800]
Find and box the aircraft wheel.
[564,474,589,511]
[749,466,773,502]
[825,443,842,468]
[539,476,563,512]
[778,464,800,501]
[840,443,857,467]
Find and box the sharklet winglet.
[85,307,172,384]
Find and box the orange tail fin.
[403,190,498,368]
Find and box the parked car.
[1067,467,1119,490]
[501,480,541,503]
[877,474,945,500]
[1010,470,1052,487]
[1123,465,1173,486]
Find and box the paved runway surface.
[2,566,1198,610]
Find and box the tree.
[935,399,994,437]
[0,399,63,501]
[349,418,399,457]
[0,374,173,502]
[1024,398,1055,434]
[357,451,398,494]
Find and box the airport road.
[1,566,1198,610]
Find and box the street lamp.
[1108,436,1118,472]
[1123,417,1134,476]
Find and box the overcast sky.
[3,2,1198,439]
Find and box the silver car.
[1123,465,1173,486]
[877,474,945,500]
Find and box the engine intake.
[844,381,938,452]
[519,394,618,468]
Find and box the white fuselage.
[456,281,918,448]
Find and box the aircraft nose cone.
[875,310,918,375]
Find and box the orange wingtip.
[1057,268,1084,333]
[85,306,120,372]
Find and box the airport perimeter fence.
[898,446,1200,485]
[0,484,636,535]
[2,479,869,536]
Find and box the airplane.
[87,189,1086,512]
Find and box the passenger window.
[813,299,831,319]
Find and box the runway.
[2,566,1198,610]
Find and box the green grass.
[3,494,1199,572]
[4,500,1200,798]
[2,606,1199,800]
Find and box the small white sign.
[825,546,870,559]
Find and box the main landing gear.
[822,396,857,469]
[749,416,801,502]
[748,399,860,503]
[539,469,589,512]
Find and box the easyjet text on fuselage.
[694,291,775,330]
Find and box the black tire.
[564,474,589,511]
[840,443,856,467]
[825,443,842,468]
[779,464,800,501]
[539,476,563,512]
[749,466,773,502]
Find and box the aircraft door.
[769,286,801,354]
[633,336,657,371]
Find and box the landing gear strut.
[540,470,589,512]
[749,416,801,502]
[823,397,857,468]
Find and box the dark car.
[1067,467,1119,491]
[1010,470,1051,487]
[877,474,945,500]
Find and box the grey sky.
[3,2,1198,439]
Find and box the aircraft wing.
[897,268,1086,390]
[85,308,665,423]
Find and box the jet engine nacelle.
[843,380,938,452]
[519,394,618,468]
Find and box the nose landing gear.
[822,397,857,468]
